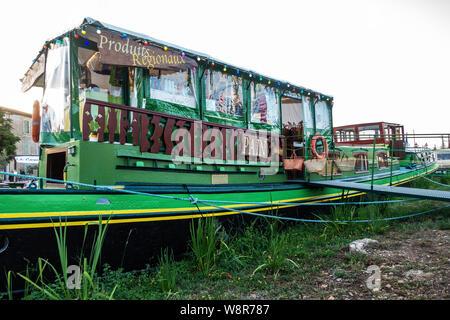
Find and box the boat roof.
[23,17,333,100]
[334,122,403,130]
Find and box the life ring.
[311,133,328,159]
[31,100,40,143]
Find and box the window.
[377,152,389,169]
[41,39,70,133]
[149,67,197,109]
[205,70,243,116]
[354,152,369,172]
[78,48,126,105]
[315,100,331,131]
[250,82,279,126]
[281,96,303,129]
[24,120,29,134]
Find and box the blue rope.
[419,175,450,188]
[2,170,447,224]
[0,171,191,203]
[197,200,450,224]
[0,171,420,207]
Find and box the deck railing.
[82,98,285,164]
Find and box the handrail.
[82,98,285,163]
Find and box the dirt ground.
[306,228,449,300]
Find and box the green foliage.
[0,110,20,168]
[9,217,117,300]
[189,217,223,276]
[157,248,177,293]
[252,221,299,279]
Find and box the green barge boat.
[0,18,438,284]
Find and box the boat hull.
[0,163,437,291]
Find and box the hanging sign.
[97,31,197,70]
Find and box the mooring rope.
[0,171,419,207]
[1,171,448,224]
[196,199,450,224]
[418,175,450,188]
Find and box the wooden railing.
[82,98,285,163]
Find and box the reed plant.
[252,220,298,279]
[189,217,223,276]
[157,248,177,293]
[9,216,117,300]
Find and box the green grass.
[4,178,450,300]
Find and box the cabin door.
[46,148,67,185]
[281,96,304,179]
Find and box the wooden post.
[371,134,377,191]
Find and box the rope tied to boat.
[0,170,448,224]
[189,195,199,205]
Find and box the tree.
[0,110,20,169]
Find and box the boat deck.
[299,179,450,202]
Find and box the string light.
[268,80,271,85]
[163,46,168,51]
[236,69,240,75]
[74,33,79,39]
[277,82,281,86]
[96,27,102,34]
[249,73,253,78]
[181,51,185,57]
[143,40,148,45]
[197,56,201,61]
[259,76,262,81]
[211,61,215,66]
[122,33,127,38]
[223,66,227,72]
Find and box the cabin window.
[302,96,314,130]
[328,151,340,160]
[250,82,279,126]
[354,152,369,172]
[148,67,197,109]
[281,96,303,129]
[358,125,380,141]
[78,48,126,105]
[41,39,70,133]
[314,100,331,131]
[205,70,243,116]
[377,152,389,169]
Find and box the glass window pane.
[149,68,197,109]
[315,100,330,130]
[205,70,243,116]
[41,39,70,133]
[250,82,279,126]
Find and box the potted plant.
[88,120,100,142]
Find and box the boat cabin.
[21,18,335,186]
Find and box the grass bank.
[4,175,450,300]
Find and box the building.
[0,106,39,181]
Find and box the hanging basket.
[335,154,356,172]
[304,158,326,173]
[283,154,304,171]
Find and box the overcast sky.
[0,0,448,146]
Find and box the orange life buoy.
[311,133,328,159]
[31,100,40,143]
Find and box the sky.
[0,0,449,147]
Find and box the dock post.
[390,139,393,186]
[371,134,377,191]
